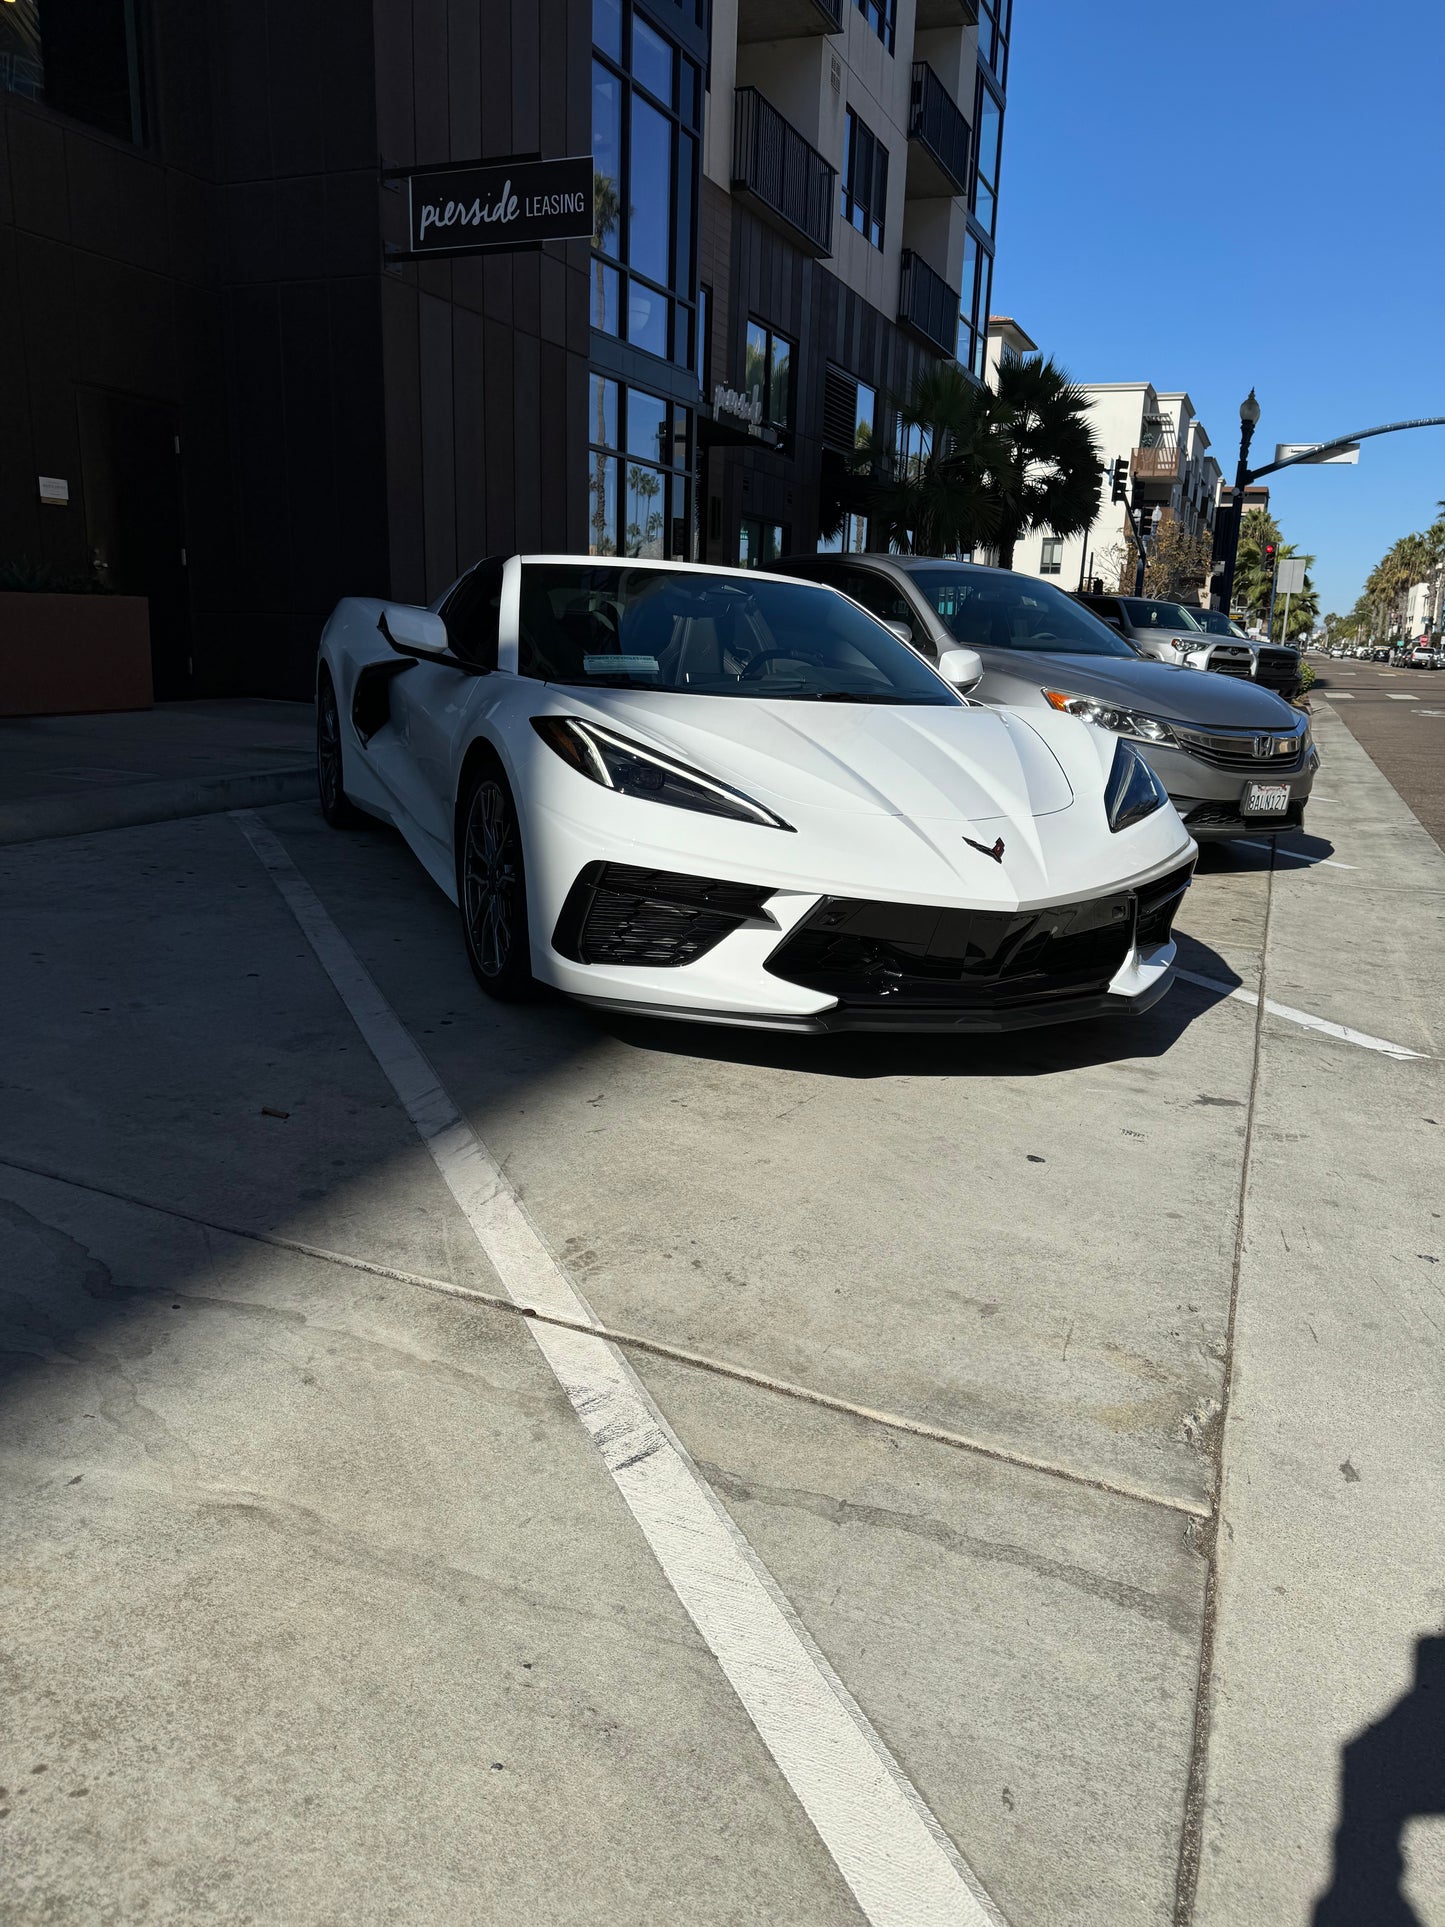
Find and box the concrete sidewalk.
[0,700,315,845]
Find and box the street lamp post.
[1218,389,1260,617]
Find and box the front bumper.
[1134,737,1318,840]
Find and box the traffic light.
[1110,458,1129,504]
[1263,541,1278,572]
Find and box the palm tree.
[589,173,621,555]
[873,355,1103,565]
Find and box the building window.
[697,285,711,395]
[1040,537,1063,576]
[740,520,786,569]
[841,107,888,250]
[592,1,701,368]
[978,0,1011,83]
[817,512,870,556]
[745,319,794,428]
[0,0,145,144]
[972,77,1003,239]
[895,418,932,483]
[589,375,693,560]
[855,0,895,54]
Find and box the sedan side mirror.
[378,604,453,662]
[936,646,983,690]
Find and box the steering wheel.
[740,648,828,679]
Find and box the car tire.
[317,670,369,829]
[456,759,534,1000]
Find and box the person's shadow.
[1313,1635,1445,1923]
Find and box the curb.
[0,766,315,847]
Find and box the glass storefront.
[589,374,693,560]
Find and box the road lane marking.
[1388,694,1422,701]
[1177,971,1425,1061]
[1231,843,1356,870]
[1325,693,1355,698]
[233,811,1008,1927]
[0,1150,1209,1521]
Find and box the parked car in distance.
[1406,646,1440,669]
[1369,647,1392,663]
[1073,592,1302,699]
[774,554,1318,841]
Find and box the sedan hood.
[986,649,1299,726]
[564,690,1075,823]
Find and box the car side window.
[837,571,935,658]
[441,558,505,669]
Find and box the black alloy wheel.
[458,766,533,999]
[317,672,366,828]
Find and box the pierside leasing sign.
[403,155,593,256]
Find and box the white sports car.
[315,556,1197,1033]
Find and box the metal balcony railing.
[732,87,836,258]
[1132,445,1180,479]
[898,249,960,357]
[908,63,971,196]
[737,0,842,39]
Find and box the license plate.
[1243,782,1289,815]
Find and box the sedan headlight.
[1105,740,1170,832]
[1042,689,1177,745]
[531,716,793,830]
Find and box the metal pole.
[1264,553,1280,640]
[1280,587,1293,645]
[1219,409,1258,615]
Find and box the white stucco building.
[985,317,1224,593]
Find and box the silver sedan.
[778,554,1318,841]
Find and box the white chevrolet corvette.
[315,555,1197,1032]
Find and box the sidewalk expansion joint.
[0,1150,1210,1524]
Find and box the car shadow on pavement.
[1312,1635,1445,1925]
[589,934,1241,1080]
[1193,832,1339,874]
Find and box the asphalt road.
[1,698,1441,1926]
[1309,656,1445,850]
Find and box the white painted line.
[1268,851,1356,870]
[1326,692,1355,699]
[233,811,1007,1927]
[1388,694,1421,701]
[1177,970,1424,1061]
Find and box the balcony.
[907,63,971,198]
[898,249,960,357]
[737,0,842,40]
[1131,445,1181,481]
[732,87,836,258]
[914,0,979,26]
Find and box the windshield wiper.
[811,690,932,704]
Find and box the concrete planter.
[0,593,153,717]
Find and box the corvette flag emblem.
[963,836,1006,863]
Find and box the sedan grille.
[763,875,1191,1013]
[1172,723,1306,770]
[553,863,775,968]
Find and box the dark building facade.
[2,0,1005,701]
[1,0,594,699]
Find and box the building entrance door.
[78,390,191,699]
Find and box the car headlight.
[1042,689,1177,745]
[1105,740,1170,832]
[531,716,794,830]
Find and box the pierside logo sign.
[399,154,594,257]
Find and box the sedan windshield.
[1186,609,1250,639]
[905,568,1140,657]
[517,565,958,703]
[1122,599,1204,631]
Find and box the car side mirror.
[936,646,983,690]
[884,618,914,645]
[378,604,453,662]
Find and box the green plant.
[0,557,112,594]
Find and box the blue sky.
[993,0,1445,615]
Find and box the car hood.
[562,690,1076,824]
[979,649,1299,726]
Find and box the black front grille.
[764,890,1142,1011]
[1185,798,1307,834]
[1254,647,1299,690]
[1207,651,1253,679]
[554,863,775,968]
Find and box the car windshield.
[516,565,958,703]
[1122,599,1204,631]
[1189,609,1250,639]
[904,568,1139,657]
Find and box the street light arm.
[1244,416,1445,484]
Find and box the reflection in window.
[592,261,620,334]
[0,0,145,144]
[626,389,668,463]
[973,81,1002,237]
[590,381,694,561]
[978,0,1010,80]
[593,0,622,60]
[855,0,895,53]
[632,13,673,105]
[589,457,620,555]
[841,107,888,250]
[629,95,672,285]
[745,319,796,428]
[627,281,668,356]
[593,62,623,260]
[625,463,667,558]
[817,512,870,556]
[854,383,876,457]
[740,520,786,570]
